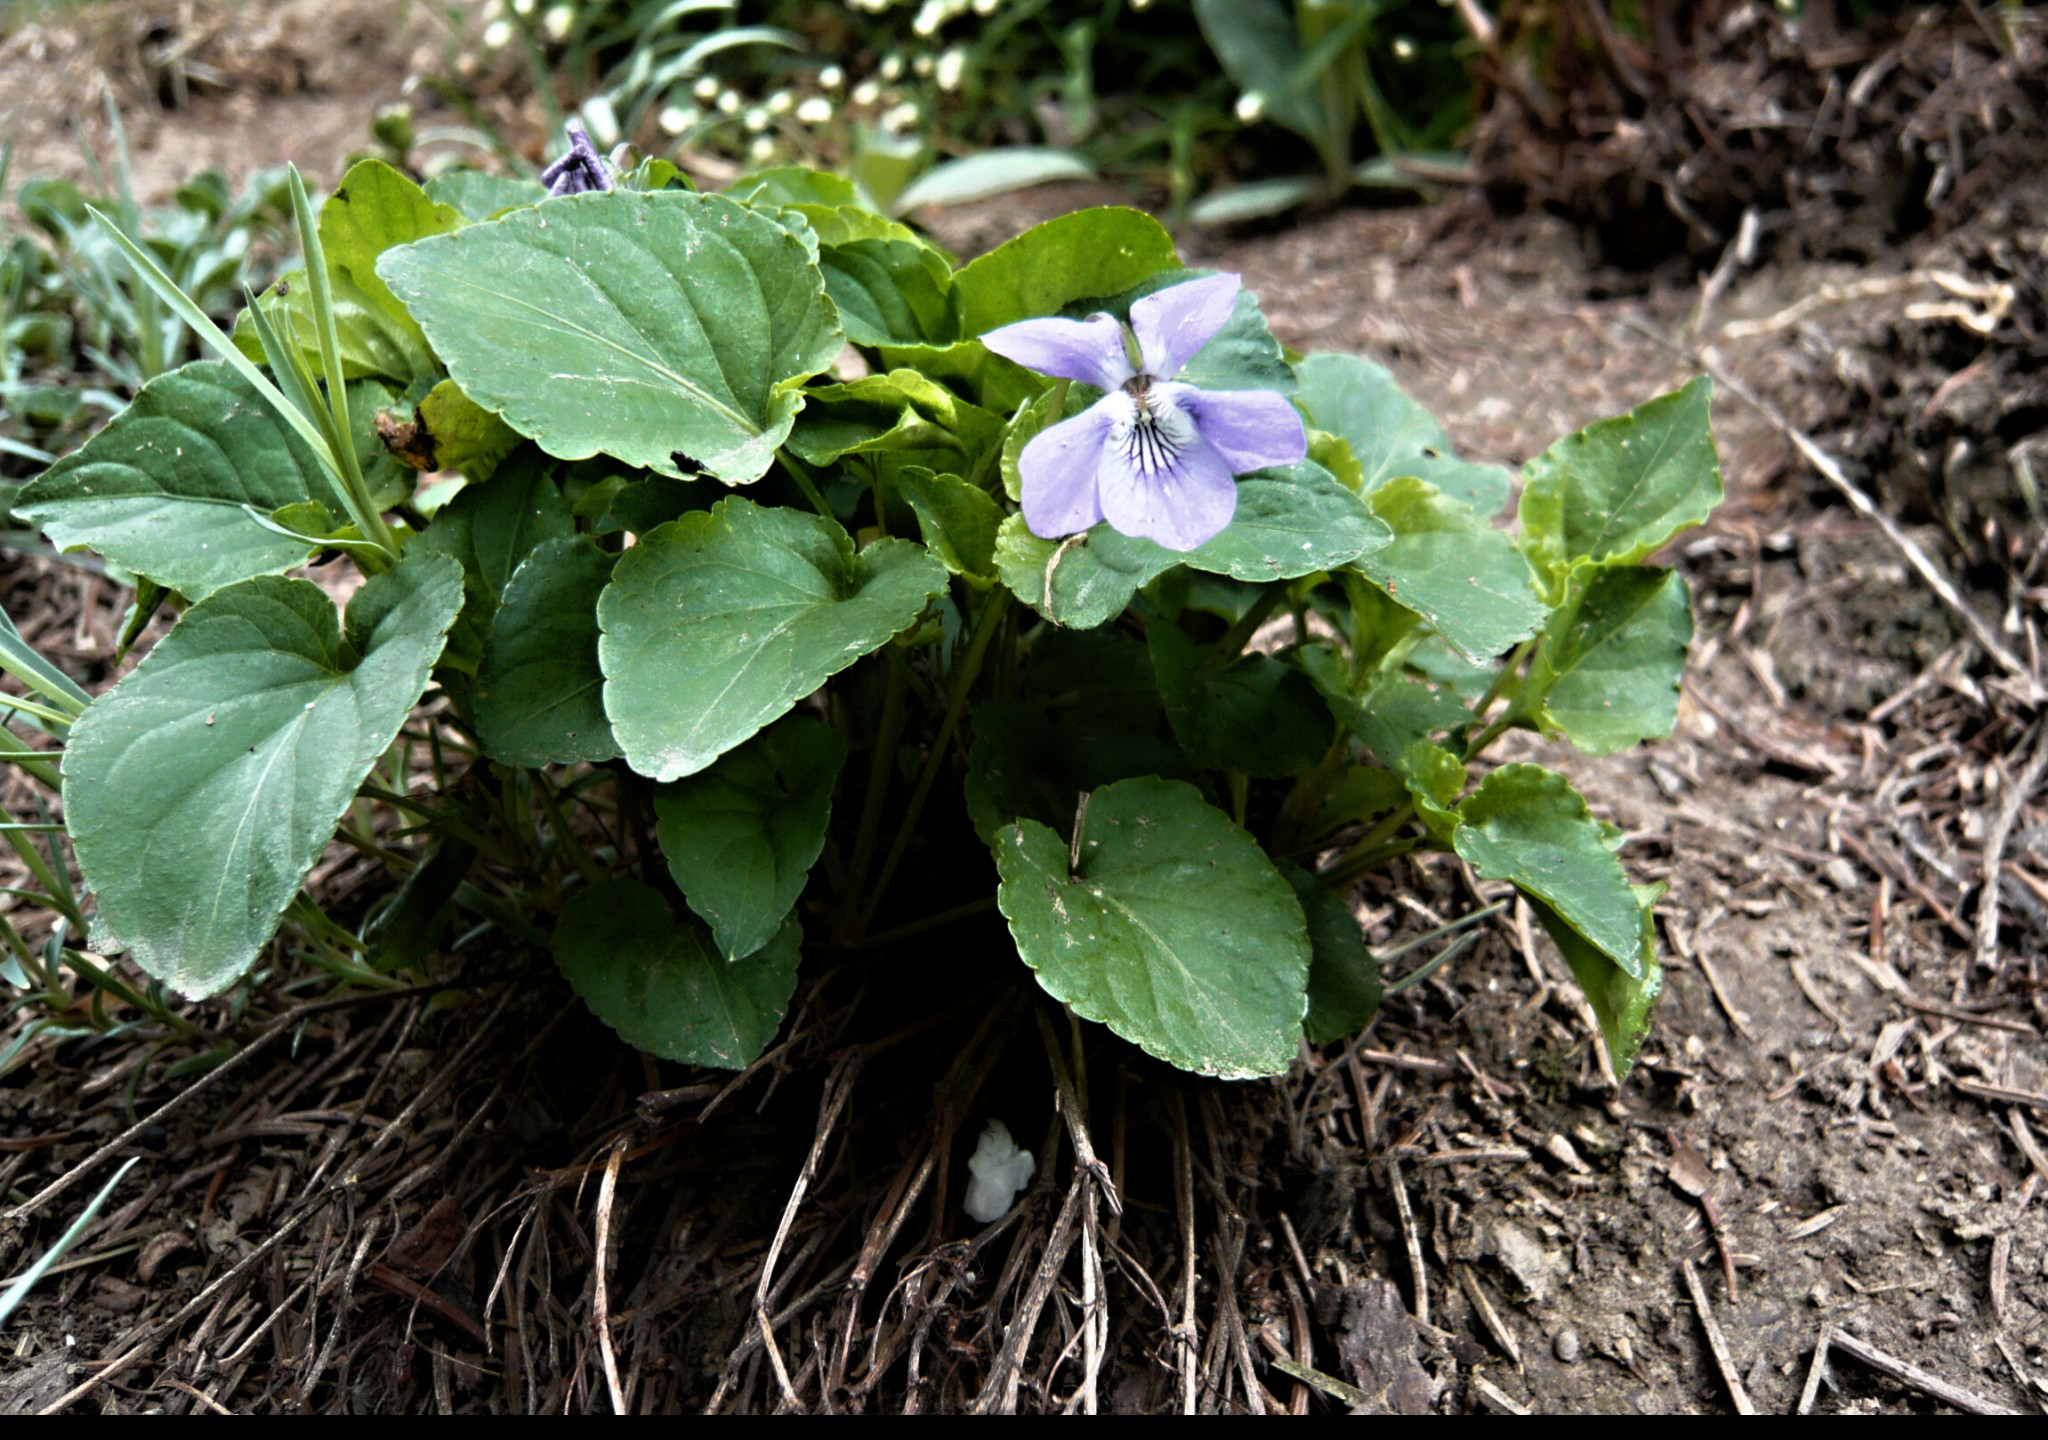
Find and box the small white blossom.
[541,3,572,41]
[819,64,844,89]
[852,79,881,106]
[913,53,933,77]
[881,101,920,133]
[658,104,698,135]
[766,89,794,115]
[743,106,770,132]
[512,0,534,14]
[1235,90,1266,123]
[717,88,742,114]
[973,0,1000,13]
[936,47,965,91]
[1392,35,1417,60]
[482,17,513,48]
[796,96,834,124]
[749,136,776,163]
[880,52,904,81]
[693,75,720,101]
[912,1,942,34]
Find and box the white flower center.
[1107,378,1197,477]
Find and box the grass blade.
[0,1156,140,1324]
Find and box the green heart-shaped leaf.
[1529,887,1663,1079]
[420,450,575,674]
[1452,763,1645,977]
[379,190,843,482]
[954,206,1180,336]
[653,714,847,961]
[64,551,464,997]
[1522,565,1693,755]
[899,468,1001,585]
[1149,624,1333,778]
[1279,861,1382,1045]
[1519,376,1722,590]
[1353,475,1548,663]
[475,535,619,766]
[599,497,946,780]
[1295,353,1512,514]
[18,361,349,598]
[994,776,1310,1078]
[553,879,801,1069]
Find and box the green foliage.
[1294,353,1511,513]
[653,714,846,961]
[1520,565,1693,755]
[1353,476,1547,662]
[476,536,621,766]
[598,496,945,781]
[995,778,1310,1078]
[554,880,802,1069]
[63,552,463,997]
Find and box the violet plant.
[0,155,1720,1083]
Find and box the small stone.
[1553,1328,1582,1364]
[1822,857,1861,892]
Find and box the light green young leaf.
[953,206,1180,336]
[784,369,999,468]
[1529,886,1663,1079]
[820,236,958,346]
[475,536,619,766]
[994,777,1310,1078]
[1522,565,1693,755]
[1294,353,1512,514]
[899,468,1001,585]
[874,338,1041,417]
[378,190,843,483]
[725,167,868,210]
[1149,624,1333,778]
[411,379,524,475]
[18,361,349,599]
[1353,475,1547,663]
[553,879,800,1069]
[1452,763,1646,977]
[64,552,464,997]
[653,714,846,961]
[599,497,945,781]
[425,170,547,221]
[1519,376,1722,590]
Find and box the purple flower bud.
[541,119,614,197]
[980,274,1305,552]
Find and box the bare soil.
[2,4,2046,1416]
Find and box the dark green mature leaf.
[1149,625,1332,778]
[553,879,800,1069]
[64,552,464,997]
[378,190,843,483]
[475,536,619,766]
[420,451,575,673]
[1297,645,1470,768]
[1452,763,1645,977]
[1294,353,1512,514]
[18,361,345,598]
[900,468,1000,584]
[785,369,999,468]
[1519,376,1722,590]
[994,777,1310,1078]
[1530,888,1662,1079]
[953,207,1180,337]
[965,697,1177,843]
[599,497,945,781]
[1523,566,1692,755]
[653,715,846,961]
[1280,862,1381,1044]
[994,514,1180,629]
[235,159,463,385]
[1353,476,1547,663]
[1191,0,1322,143]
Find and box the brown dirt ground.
[2,6,2047,1416]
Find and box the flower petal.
[1130,273,1241,380]
[1096,424,1237,552]
[1169,383,1307,474]
[1020,402,1115,539]
[980,314,1133,390]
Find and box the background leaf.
[891,148,1096,214]
[64,552,464,997]
[994,777,1310,1078]
[599,497,945,781]
[653,715,846,961]
[1279,861,1382,1044]
[1519,376,1722,589]
[553,879,800,1069]
[1149,624,1333,777]
[475,535,619,766]
[379,190,842,483]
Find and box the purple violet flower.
[541,119,614,197]
[980,273,1306,551]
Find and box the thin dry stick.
[1975,725,2048,988]
[1170,1090,1199,1416]
[1797,1327,1834,1415]
[973,1174,1086,1414]
[1456,1264,1521,1367]
[1681,1257,1756,1414]
[1385,1156,1428,1327]
[1688,344,2040,696]
[1827,1329,2017,1415]
[593,1140,628,1415]
[300,1216,381,1412]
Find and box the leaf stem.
[836,650,910,944]
[1210,583,1287,665]
[778,449,836,521]
[854,590,1010,939]
[854,894,999,950]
